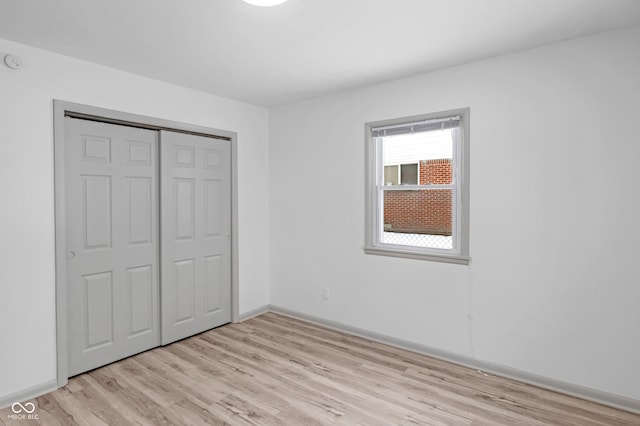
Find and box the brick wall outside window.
[383,159,452,235]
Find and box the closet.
[60,113,231,377]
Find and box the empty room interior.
[1,0,640,424]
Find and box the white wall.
[0,39,270,399]
[269,25,640,401]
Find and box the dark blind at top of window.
[372,116,460,138]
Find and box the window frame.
[364,108,470,264]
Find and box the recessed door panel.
[204,179,223,237]
[84,271,113,349]
[129,265,153,336]
[204,149,222,170]
[66,117,160,377]
[128,177,152,245]
[204,255,223,314]
[175,178,195,240]
[127,141,152,165]
[83,175,112,250]
[175,259,196,323]
[82,136,111,163]
[175,145,195,168]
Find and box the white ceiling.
[1,0,640,107]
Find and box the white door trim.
[53,100,240,387]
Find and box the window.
[364,109,470,264]
[400,163,418,185]
[384,163,419,185]
[384,165,399,185]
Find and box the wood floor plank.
[168,398,229,426]
[210,323,472,425]
[178,337,383,425]
[163,335,345,424]
[199,328,439,424]
[252,313,640,425]
[1,312,638,425]
[235,317,536,424]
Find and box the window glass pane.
[400,163,418,184]
[382,189,453,249]
[384,165,398,186]
[382,129,454,185]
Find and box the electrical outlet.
[322,287,329,300]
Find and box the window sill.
[364,246,470,265]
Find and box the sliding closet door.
[160,131,231,345]
[65,118,160,376]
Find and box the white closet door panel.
[65,118,160,376]
[160,131,231,345]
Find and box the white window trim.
[364,108,470,265]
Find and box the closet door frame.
[53,100,239,388]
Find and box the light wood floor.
[2,312,638,425]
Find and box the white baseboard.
[237,305,271,322]
[0,380,58,410]
[267,305,640,415]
